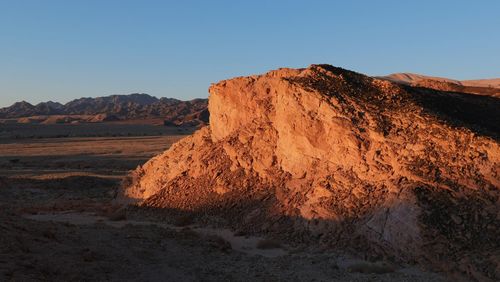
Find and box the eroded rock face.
[120,65,499,279]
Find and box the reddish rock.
[120,65,500,279]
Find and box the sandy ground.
[0,133,446,281]
[0,135,186,176]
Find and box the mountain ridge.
[0,93,208,126]
[379,73,500,97]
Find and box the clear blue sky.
[1,0,499,107]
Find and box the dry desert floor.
[0,125,446,281]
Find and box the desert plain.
[0,120,448,281]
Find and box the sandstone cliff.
[121,65,499,280]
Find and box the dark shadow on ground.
[0,154,150,172]
[1,171,496,280]
[0,123,195,141]
[122,182,499,282]
[0,175,119,191]
[0,175,118,213]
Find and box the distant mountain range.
[379,73,500,97]
[3,73,498,126]
[0,94,208,126]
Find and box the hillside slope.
[121,65,500,280]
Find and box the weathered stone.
[120,65,499,277]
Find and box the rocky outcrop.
[121,65,500,280]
